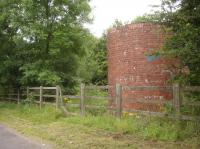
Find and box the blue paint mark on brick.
[146,49,160,62]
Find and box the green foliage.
[159,0,200,85]
[132,13,161,23]
[1,102,199,141]
[76,35,98,84]
[0,0,21,88]
[77,34,108,85]
[131,1,200,86]
[0,0,92,93]
[180,90,200,116]
[107,19,130,32]
[0,102,62,124]
[63,88,108,115]
[91,34,108,85]
[110,19,124,28]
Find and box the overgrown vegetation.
[77,34,108,85]
[62,87,108,115]
[163,1,200,85]
[0,101,199,149]
[129,0,200,117]
[1,0,200,148]
[127,0,200,87]
[0,0,108,93]
[147,0,200,86]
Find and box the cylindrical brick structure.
[107,23,173,111]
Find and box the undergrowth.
[0,101,199,142]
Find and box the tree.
[91,34,107,85]
[0,0,92,92]
[132,14,161,23]
[76,34,98,84]
[77,34,108,85]
[0,0,21,90]
[159,0,200,85]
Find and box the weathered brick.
[107,23,173,111]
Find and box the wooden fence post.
[17,89,20,104]
[58,86,63,104]
[27,87,29,100]
[56,85,59,109]
[173,83,181,114]
[39,86,43,109]
[80,83,85,116]
[116,83,122,118]
[8,88,11,102]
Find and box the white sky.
[86,0,161,37]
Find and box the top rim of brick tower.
[108,22,161,34]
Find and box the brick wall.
[107,23,173,111]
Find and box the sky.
[86,0,161,37]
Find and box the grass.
[64,88,108,115]
[0,101,200,149]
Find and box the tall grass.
[0,101,199,141]
[0,102,63,124]
[62,114,200,141]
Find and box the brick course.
[107,23,173,111]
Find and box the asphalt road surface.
[0,125,50,149]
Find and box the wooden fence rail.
[0,83,200,121]
[120,83,200,120]
[123,86,172,91]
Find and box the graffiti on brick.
[146,48,160,62]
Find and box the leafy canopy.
[0,0,92,92]
[160,0,200,85]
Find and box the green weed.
[0,101,199,148]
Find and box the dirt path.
[0,125,50,149]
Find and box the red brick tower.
[107,23,172,111]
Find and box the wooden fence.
[0,83,200,121]
[120,84,200,121]
[62,84,111,116]
[0,89,24,104]
[27,86,60,109]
